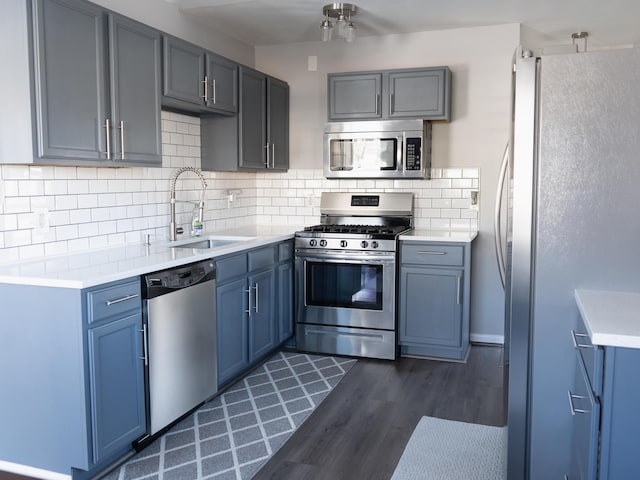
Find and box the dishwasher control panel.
[143,260,215,298]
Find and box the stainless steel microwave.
[323,120,431,179]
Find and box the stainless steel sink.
[167,236,256,250]
[171,238,238,250]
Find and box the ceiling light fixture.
[321,3,358,43]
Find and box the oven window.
[305,261,383,310]
[329,138,397,171]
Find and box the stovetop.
[301,224,409,236]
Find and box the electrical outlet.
[470,190,479,211]
[33,208,50,233]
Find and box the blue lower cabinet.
[87,313,146,464]
[249,269,276,361]
[216,277,250,385]
[216,241,292,389]
[568,315,640,479]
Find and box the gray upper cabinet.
[9,0,162,166]
[162,35,238,115]
[239,67,268,169]
[108,14,162,165]
[388,68,449,119]
[268,76,290,170]
[206,53,238,114]
[32,0,107,162]
[328,73,382,120]
[328,66,451,121]
[201,66,289,172]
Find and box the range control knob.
[360,240,369,249]
[340,240,348,248]
[319,239,327,247]
[309,239,317,247]
[371,241,379,249]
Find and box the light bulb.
[345,22,356,43]
[320,19,333,42]
[335,14,347,38]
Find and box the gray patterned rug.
[391,416,506,480]
[103,351,356,480]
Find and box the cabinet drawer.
[568,352,600,480]
[249,246,275,271]
[401,243,463,266]
[572,317,604,397]
[87,280,141,324]
[278,241,293,261]
[216,253,247,283]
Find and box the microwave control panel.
[405,138,422,170]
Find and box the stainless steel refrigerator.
[496,46,640,479]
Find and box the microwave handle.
[402,132,406,175]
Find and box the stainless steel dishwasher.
[142,259,217,435]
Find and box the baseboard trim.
[470,333,504,345]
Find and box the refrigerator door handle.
[494,143,509,289]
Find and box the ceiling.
[163,0,640,48]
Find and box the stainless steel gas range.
[295,192,414,360]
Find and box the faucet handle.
[176,227,184,235]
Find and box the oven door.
[295,249,396,330]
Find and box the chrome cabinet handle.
[417,251,447,255]
[264,144,270,167]
[244,287,252,313]
[103,118,111,160]
[390,93,394,115]
[271,143,276,168]
[212,78,216,104]
[119,120,125,159]
[567,390,590,415]
[140,324,149,366]
[105,293,139,306]
[375,94,380,115]
[253,283,259,313]
[202,75,208,102]
[571,330,592,349]
[456,276,462,305]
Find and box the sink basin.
[167,236,256,250]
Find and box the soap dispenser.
[191,203,203,236]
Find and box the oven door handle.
[295,251,396,263]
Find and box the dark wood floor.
[1,345,504,480]
[253,344,505,480]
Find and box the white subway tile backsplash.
[0,111,479,263]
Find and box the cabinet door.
[109,14,161,165]
[206,53,238,114]
[238,67,267,169]
[249,269,276,361]
[267,77,289,170]
[398,267,462,348]
[277,261,294,343]
[216,278,249,386]
[162,36,205,106]
[389,68,450,120]
[87,313,145,464]
[328,73,382,120]
[32,0,107,161]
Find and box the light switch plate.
[307,55,318,72]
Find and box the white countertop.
[399,229,477,243]
[0,225,298,289]
[575,289,640,348]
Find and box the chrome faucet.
[169,167,207,241]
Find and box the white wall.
[256,24,520,342]
[93,0,254,66]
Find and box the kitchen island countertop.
[575,289,640,348]
[400,229,477,243]
[0,225,300,289]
